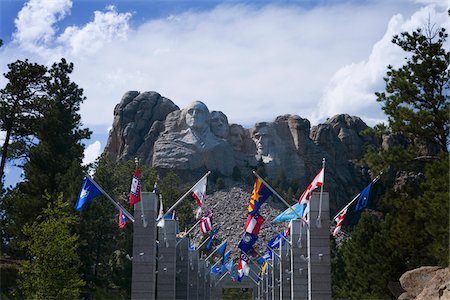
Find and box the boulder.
[399,266,450,299]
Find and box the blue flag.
[354,182,372,212]
[207,227,220,250]
[75,177,102,211]
[238,232,258,254]
[272,202,307,222]
[217,241,227,256]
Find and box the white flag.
[191,175,207,218]
[157,197,165,228]
[299,167,324,204]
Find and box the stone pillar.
[281,244,291,299]
[309,192,331,299]
[176,238,189,300]
[197,259,207,299]
[204,259,211,300]
[291,219,308,299]
[156,219,177,299]
[188,248,199,299]
[132,192,157,300]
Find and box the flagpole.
[332,172,382,220]
[134,158,148,228]
[196,229,216,250]
[205,240,227,261]
[86,175,135,222]
[175,218,202,246]
[253,171,309,225]
[307,215,312,300]
[316,158,326,228]
[157,171,211,222]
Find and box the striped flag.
[192,176,207,218]
[237,253,250,282]
[298,167,324,204]
[333,208,347,236]
[200,215,212,234]
[244,213,264,236]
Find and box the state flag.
[244,213,265,236]
[129,166,141,206]
[75,177,102,211]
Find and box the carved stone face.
[210,111,229,139]
[252,123,273,163]
[185,101,210,130]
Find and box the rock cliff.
[104,91,379,212]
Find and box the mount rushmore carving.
[104,91,379,209]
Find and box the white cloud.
[316,4,449,125]
[1,0,448,140]
[13,0,72,54]
[58,5,132,55]
[83,140,102,166]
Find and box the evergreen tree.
[20,58,91,203]
[335,24,449,298]
[375,26,449,152]
[0,60,47,184]
[18,194,85,299]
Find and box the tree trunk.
[0,126,12,183]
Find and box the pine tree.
[0,60,47,184]
[20,58,91,203]
[375,26,449,152]
[18,194,85,299]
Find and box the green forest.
[1,23,449,299]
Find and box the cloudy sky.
[0,0,448,185]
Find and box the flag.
[257,249,273,264]
[298,167,324,204]
[200,215,212,234]
[129,166,141,206]
[191,175,207,218]
[75,177,103,211]
[238,232,258,254]
[267,227,290,250]
[248,178,273,216]
[217,241,227,256]
[212,250,231,274]
[237,253,250,282]
[259,261,268,280]
[152,180,157,193]
[272,202,308,222]
[244,213,265,236]
[225,259,235,281]
[157,197,165,228]
[354,182,372,212]
[333,208,347,236]
[207,227,220,250]
[118,209,128,228]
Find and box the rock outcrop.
[398,266,450,299]
[104,91,379,212]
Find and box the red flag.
[200,215,212,234]
[298,167,324,204]
[129,166,141,206]
[333,208,347,236]
[118,210,127,228]
[244,213,264,236]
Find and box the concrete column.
[132,192,157,300]
[188,248,199,299]
[309,192,331,300]
[291,219,309,300]
[175,238,189,300]
[156,219,177,299]
[281,244,291,300]
[204,259,211,300]
[199,259,209,299]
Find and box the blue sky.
[0,0,448,187]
